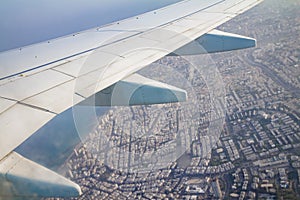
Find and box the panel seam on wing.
[1,93,58,115]
[2,153,22,183]
[51,68,77,79]
[18,102,58,115]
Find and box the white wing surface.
[0,0,263,197]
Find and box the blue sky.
[0,0,182,52]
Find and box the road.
[244,53,300,98]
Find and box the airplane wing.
[0,0,263,197]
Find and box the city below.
[45,0,300,199]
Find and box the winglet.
[0,152,81,198]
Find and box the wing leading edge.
[0,0,263,197]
